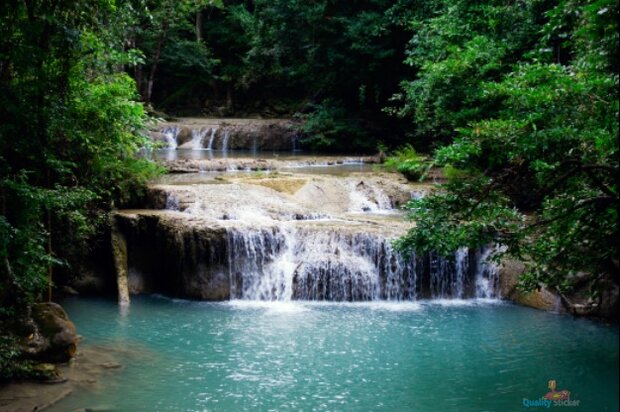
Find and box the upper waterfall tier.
[112,165,500,302]
[149,118,299,151]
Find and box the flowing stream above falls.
[115,136,499,303]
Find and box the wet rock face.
[115,213,231,300]
[24,303,77,363]
[113,211,500,302]
[109,165,502,303]
[499,259,619,318]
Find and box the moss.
[0,335,59,382]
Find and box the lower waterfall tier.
[113,212,500,302]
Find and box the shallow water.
[154,165,375,186]
[51,296,618,411]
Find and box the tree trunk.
[196,10,203,42]
[146,19,169,103]
[47,207,53,302]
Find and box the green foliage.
[397,0,619,295]
[0,1,159,317]
[391,0,553,148]
[396,178,525,256]
[0,335,27,381]
[442,164,469,182]
[296,100,369,151]
[383,145,427,181]
[131,0,418,147]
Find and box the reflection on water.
[280,163,373,175]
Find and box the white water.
[223,224,498,301]
[221,130,231,152]
[190,127,211,150]
[162,126,180,149]
[206,127,217,150]
[347,180,393,213]
[474,246,501,298]
[131,165,500,302]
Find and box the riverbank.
[0,343,129,412]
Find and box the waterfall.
[474,247,501,298]
[190,128,210,150]
[453,247,469,298]
[227,227,413,301]
[162,126,180,149]
[119,213,501,302]
[220,226,502,302]
[119,169,502,303]
[206,127,217,150]
[221,130,231,152]
[228,227,286,300]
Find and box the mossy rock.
[29,303,78,363]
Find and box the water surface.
[50,296,618,411]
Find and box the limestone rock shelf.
[111,165,500,302]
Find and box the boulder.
[24,303,78,363]
[499,258,619,318]
[499,260,562,312]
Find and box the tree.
[128,0,221,106]
[389,0,556,149]
[396,0,618,298]
[0,0,158,321]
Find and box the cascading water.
[206,127,217,150]
[453,247,469,298]
[117,169,501,303]
[162,126,180,149]
[226,226,402,301]
[221,224,496,302]
[221,130,231,152]
[190,128,211,150]
[474,246,501,298]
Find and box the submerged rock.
[0,343,132,412]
